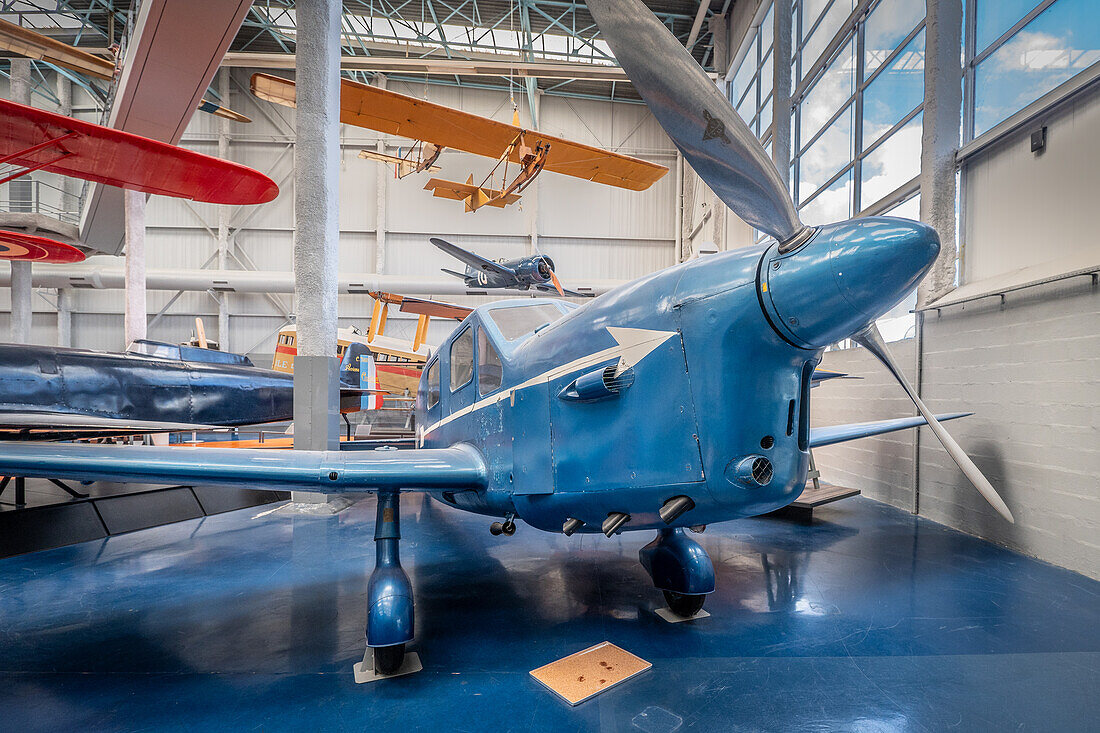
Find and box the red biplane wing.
[0,230,85,263]
[0,99,278,205]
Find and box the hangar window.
[488,304,565,341]
[969,0,1099,139]
[478,328,503,395]
[450,327,474,390]
[426,359,440,409]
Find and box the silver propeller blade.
[853,323,1014,523]
[587,0,805,243]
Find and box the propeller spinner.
[588,0,1013,522]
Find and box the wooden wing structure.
[0,17,115,80]
[424,175,522,212]
[367,291,473,351]
[0,99,277,205]
[251,73,667,211]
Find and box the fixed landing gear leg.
[362,490,414,676]
[639,527,715,618]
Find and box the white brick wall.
[811,280,1100,579]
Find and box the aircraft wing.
[0,230,85,263]
[534,283,595,298]
[0,412,224,440]
[0,99,278,205]
[423,178,520,211]
[396,295,474,321]
[0,442,487,494]
[429,237,516,278]
[251,73,667,191]
[810,368,858,386]
[810,412,971,448]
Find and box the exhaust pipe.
[659,495,696,524]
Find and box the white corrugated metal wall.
[0,70,679,362]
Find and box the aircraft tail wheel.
[490,522,504,536]
[373,643,406,675]
[663,590,706,618]
[502,520,516,536]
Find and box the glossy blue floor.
[1,494,1096,732]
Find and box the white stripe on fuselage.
[421,327,676,438]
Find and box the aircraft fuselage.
[417,217,939,534]
[0,343,295,439]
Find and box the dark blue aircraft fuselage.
[0,342,295,439]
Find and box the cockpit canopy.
[486,302,569,341]
[421,299,575,413]
[128,339,255,367]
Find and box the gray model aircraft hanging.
[0,340,377,441]
[430,236,592,297]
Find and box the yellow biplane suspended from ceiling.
[249,72,667,212]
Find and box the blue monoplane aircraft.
[0,0,1013,676]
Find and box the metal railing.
[0,174,85,225]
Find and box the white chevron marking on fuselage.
[421,327,676,438]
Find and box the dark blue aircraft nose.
[758,217,939,349]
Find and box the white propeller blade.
[853,323,1014,523]
[587,0,805,244]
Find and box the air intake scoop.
[558,365,635,402]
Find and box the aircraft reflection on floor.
[0,495,1095,731]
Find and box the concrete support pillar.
[10,263,32,343]
[10,59,32,344]
[771,0,793,190]
[292,0,342,486]
[57,288,72,347]
[217,68,231,352]
[918,0,963,306]
[374,75,388,276]
[708,13,730,75]
[123,189,147,346]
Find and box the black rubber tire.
[502,522,516,536]
[663,591,706,618]
[490,522,504,536]
[373,643,406,675]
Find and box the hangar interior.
[0,0,1097,730]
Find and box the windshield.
[488,304,565,341]
[127,340,181,360]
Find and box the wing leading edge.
[810,412,971,449]
[429,237,515,277]
[0,443,487,493]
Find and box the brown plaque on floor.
[530,642,651,706]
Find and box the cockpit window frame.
[425,357,440,410]
[449,325,474,393]
[477,326,504,396]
